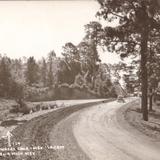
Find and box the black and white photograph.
[0,0,160,159]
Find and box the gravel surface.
[1,98,158,160]
[0,99,112,160]
[73,98,160,160]
[0,99,106,140]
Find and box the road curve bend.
[73,98,160,160]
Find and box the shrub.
[19,105,30,114]
[41,105,49,110]
[16,99,30,114]
[35,104,41,111]
[9,104,20,113]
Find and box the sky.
[0,0,120,64]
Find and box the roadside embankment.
[123,99,160,140]
[0,99,113,160]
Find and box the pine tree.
[0,57,11,97]
[96,0,160,121]
[47,51,56,87]
[41,58,47,87]
[26,56,39,85]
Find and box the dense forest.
[0,22,121,102]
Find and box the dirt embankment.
[124,99,160,140]
[1,98,159,160]
[0,99,112,160]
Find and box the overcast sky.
[0,0,120,64]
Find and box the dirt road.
[0,99,111,160]
[2,98,160,160]
[73,98,160,160]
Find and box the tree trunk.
[141,29,149,121]
[149,95,153,111]
[148,88,153,111]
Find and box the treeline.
[0,22,117,101]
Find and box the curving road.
[72,98,160,160]
[4,99,160,160]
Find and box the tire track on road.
[73,98,160,160]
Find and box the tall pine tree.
[0,57,11,97]
[96,0,160,121]
[26,57,39,85]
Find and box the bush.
[41,105,49,110]
[9,104,20,113]
[15,99,31,114]
[19,105,30,114]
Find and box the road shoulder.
[119,99,160,141]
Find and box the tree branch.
[110,11,125,19]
